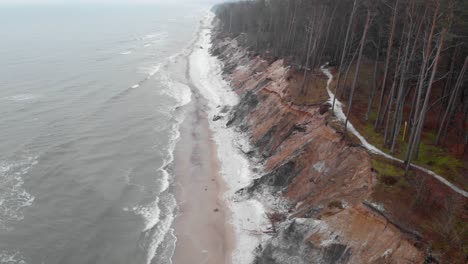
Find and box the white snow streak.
[189,13,269,264]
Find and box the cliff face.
[212,36,425,263]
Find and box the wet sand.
[172,87,233,264]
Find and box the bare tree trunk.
[345,9,372,130]
[340,46,359,99]
[390,8,416,153]
[286,0,299,52]
[317,2,338,66]
[383,46,403,145]
[333,22,347,63]
[301,14,316,94]
[406,26,448,173]
[301,6,329,95]
[464,101,468,145]
[229,10,233,34]
[308,9,328,77]
[405,3,439,162]
[374,0,400,129]
[436,56,468,144]
[365,30,382,121]
[332,0,357,111]
[404,3,427,143]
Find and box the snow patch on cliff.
[189,13,269,264]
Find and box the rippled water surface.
[0,4,206,264]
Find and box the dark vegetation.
[214,0,468,185]
[370,155,467,262]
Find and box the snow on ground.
[189,13,269,264]
[320,66,468,198]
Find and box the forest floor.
[327,64,468,191]
[283,62,467,261]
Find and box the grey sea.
[0,4,206,264]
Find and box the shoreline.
[185,13,268,264]
[171,14,234,264]
[171,92,234,264]
[170,13,268,264]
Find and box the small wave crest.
[131,32,169,44]
[118,32,168,56]
[120,50,133,55]
[144,34,157,39]
[142,32,168,41]
[3,94,39,103]
[126,64,163,90]
[139,64,162,78]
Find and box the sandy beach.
[169,14,267,264]
[172,86,234,264]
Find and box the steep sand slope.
[211,35,426,263]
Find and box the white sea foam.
[132,197,161,232]
[144,195,176,264]
[137,29,200,264]
[0,250,27,264]
[127,58,191,264]
[130,132,179,264]
[159,76,192,109]
[126,154,176,264]
[132,128,181,264]
[135,128,179,263]
[189,13,269,264]
[0,156,37,230]
[140,129,179,264]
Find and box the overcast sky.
[0,0,222,5]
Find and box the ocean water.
[0,4,206,264]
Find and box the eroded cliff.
[211,28,467,263]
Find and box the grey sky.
[0,0,221,5]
